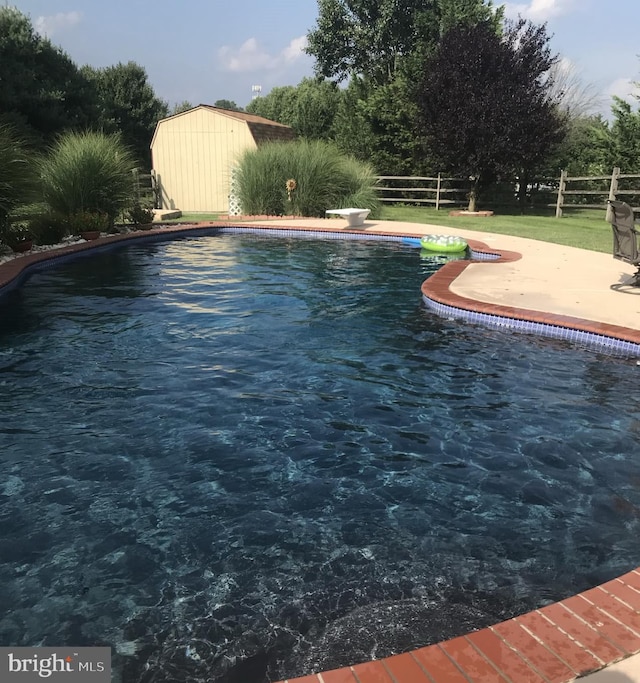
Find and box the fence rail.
[375,174,469,210]
[131,168,159,208]
[555,167,640,217]
[374,169,640,217]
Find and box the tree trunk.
[467,177,478,211]
[517,172,529,215]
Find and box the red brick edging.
[279,570,640,683]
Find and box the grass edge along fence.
[375,169,640,217]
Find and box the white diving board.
[325,208,371,227]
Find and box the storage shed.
[151,105,295,214]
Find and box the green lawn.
[380,205,613,253]
[162,212,221,223]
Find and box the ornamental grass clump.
[39,131,136,226]
[0,123,38,236]
[236,139,380,218]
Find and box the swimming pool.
[1,233,639,683]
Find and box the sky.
[8,0,640,119]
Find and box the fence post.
[435,173,442,210]
[150,170,160,209]
[131,168,141,203]
[555,169,566,218]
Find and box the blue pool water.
[1,233,640,683]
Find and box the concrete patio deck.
[1,216,639,683]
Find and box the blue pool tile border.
[219,225,403,242]
[422,296,640,357]
[219,226,501,262]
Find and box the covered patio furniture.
[607,199,640,286]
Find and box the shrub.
[1,221,33,250]
[236,144,291,216]
[0,123,38,232]
[236,139,380,218]
[66,211,110,236]
[127,202,155,226]
[28,212,69,245]
[39,131,136,225]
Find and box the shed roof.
[152,104,295,146]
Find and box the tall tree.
[306,0,502,85]
[416,18,567,211]
[246,85,297,123]
[0,6,95,141]
[83,62,168,166]
[546,115,611,177]
[305,0,503,176]
[544,60,602,121]
[290,79,341,139]
[169,101,194,116]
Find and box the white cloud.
[605,77,640,103]
[218,35,308,73]
[282,36,308,64]
[34,11,82,38]
[503,0,575,22]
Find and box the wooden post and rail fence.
[131,168,160,208]
[374,169,640,217]
[375,174,470,210]
[555,167,640,218]
[140,167,640,217]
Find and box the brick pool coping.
[422,239,640,357]
[279,570,640,683]
[2,221,640,682]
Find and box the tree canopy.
[306,0,503,85]
[0,6,95,141]
[82,62,168,166]
[416,18,567,209]
[608,97,640,173]
[0,7,168,168]
[169,101,194,116]
[331,76,429,175]
[548,115,611,177]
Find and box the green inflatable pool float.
[420,234,468,253]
